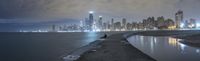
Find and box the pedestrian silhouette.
[101,34,107,38]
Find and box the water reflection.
[168,37,178,47]
[196,49,200,53]
[127,35,200,61]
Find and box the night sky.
[0,0,200,23]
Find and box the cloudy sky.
[0,0,200,23]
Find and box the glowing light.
[179,43,186,52]
[168,26,176,30]
[188,24,195,28]
[89,11,94,14]
[196,49,200,53]
[196,23,200,27]
[180,23,184,28]
[168,37,178,47]
[99,16,102,18]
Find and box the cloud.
[0,0,199,23]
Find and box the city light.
[18,10,200,32]
[180,23,184,28]
[99,16,102,18]
[89,11,94,14]
[168,37,178,47]
[196,23,200,27]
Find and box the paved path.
[76,33,156,61]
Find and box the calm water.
[0,32,120,61]
[127,35,200,61]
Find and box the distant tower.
[80,20,83,27]
[52,25,56,32]
[106,21,110,30]
[89,11,94,31]
[111,18,114,30]
[111,18,114,25]
[98,16,103,30]
[122,18,127,29]
[189,18,196,28]
[175,10,184,28]
[85,18,89,30]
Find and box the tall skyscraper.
[52,24,56,32]
[122,18,127,29]
[189,18,196,28]
[80,20,83,27]
[89,11,94,31]
[175,10,183,28]
[98,16,103,30]
[111,18,114,30]
[85,18,89,30]
[111,18,114,25]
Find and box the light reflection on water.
[127,35,200,61]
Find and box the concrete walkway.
[76,33,156,61]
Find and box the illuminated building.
[122,18,127,30]
[114,22,121,31]
[89,11,94,31]
[188,18,196,28]
[111,18,115,31]
[175,10,184,28]
[97,16,103,30]
[52,24,56,32]
[84,18,90,30]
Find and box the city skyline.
[1,1,200,61]
[0,10,198,32]
[0,0,200,23]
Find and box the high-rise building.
[111,18,114,30]
[89,11,94,31]
[114,22,121,30]
[122,18,127,29]
[111,18,114,25]
[85,18,89,30]
[98,16,103,30]
[103,22,107,30]
[80,20,83,27]
[175,10,184,28]
[107,21,110,30]
[52,24,56,32]
[189,18,196,28]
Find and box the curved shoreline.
[64,30,200,61]
[63,38,105,61]
[73,32,156,61]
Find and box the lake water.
[127,35,200,61]
[0,32,120,61]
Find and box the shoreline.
[137,30,200,48]
[74,32,156,61]
[63,38,105,61]
[64,30,200,61]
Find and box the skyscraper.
[111,18,114,30]
[111,18,114,25]
[80,20,83,27]
[85,18,89,30]
[122,18,127,29]
[52,24,56,32]
[88,11,94,31]
[98,16,103,30]
[175,10,183,28]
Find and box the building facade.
[175,10,184,28]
